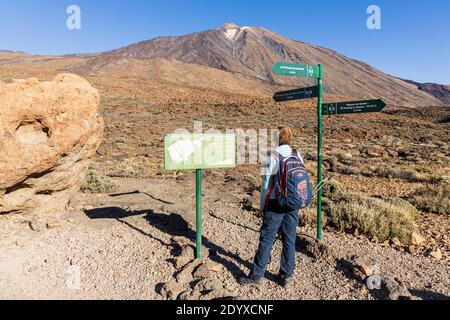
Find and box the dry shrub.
[104,159,144,178]
[81,171,117,193]
[373,166,427,182]
[304,180,419,243]
[407,183,450,216]
[326,193,418,244]
[362,165,443,184]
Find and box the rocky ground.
[0,177,448,300]
[0,58,448,300]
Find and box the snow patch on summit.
[222,26,254,40]
[224,29,238,40]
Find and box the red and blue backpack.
[266,150,313,211]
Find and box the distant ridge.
[1,23,446,107]
[400,79,450,106]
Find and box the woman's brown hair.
[278,127,293,146]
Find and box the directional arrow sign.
[273,86,318,102]
[273,62,320,79]
[322,99,386,116]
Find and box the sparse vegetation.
[302,180,419,244]
[104,159,145,178]
[407,183,450,216]
[81,171,117,194]
[414,165,433,174]
[363,165,442,183]
[325,193,418,244]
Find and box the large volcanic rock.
[0,74,104,215]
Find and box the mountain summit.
[219,22,241,30]
[86,24,442,106]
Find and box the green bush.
[81,171,118,194]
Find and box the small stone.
[360,263,379,278]
[407,245,416,254]
[175,259,203,284]
[28,265,39,273]
[429,248,442,260]
[160,281,184,300]
[205,260,223,273]
[15,239,25,247]
[343,153,353,160]
[178,290,192,301]
[337,294,348,300]
[44,256,55,264]
[196,278,223,292]
[193,263,211,280]
[390,238,402,247]
[46,220,62,229]
[29,219,44,232]
[411,232,426,246]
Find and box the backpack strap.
[264,151,283,207]
[291,148,304,164]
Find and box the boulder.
[368,274,412,300]
[0,74,104,215]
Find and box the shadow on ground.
[409,289,450,300]
[85,206,280,283]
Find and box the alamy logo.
[367,5,382,30]
[67,5,81,30]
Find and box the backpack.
[266,150,313,211]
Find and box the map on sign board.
[164,133,236,171]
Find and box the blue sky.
[0,0,448,83]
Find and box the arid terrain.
[0,24,449,300]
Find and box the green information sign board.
[164,133,236,259]
[322,99,386,116]
[164,133,236,171]
[272,62,320,79]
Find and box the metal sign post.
[272,62,386,241]
[196,169,202,259]
[272,62,324,240]
[316,64,324,241]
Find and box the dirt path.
[0,178,448,300]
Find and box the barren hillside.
[84,23,442,107]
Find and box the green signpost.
[164,133,236,259]
[272,62,320,79]
[272,62,385,241]
[273,62,324,240]
[322,99,386,116]
[273,85,319,102]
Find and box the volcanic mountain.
[401,79,450,106]
[71,23,443,107]
[0,24,445,106]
